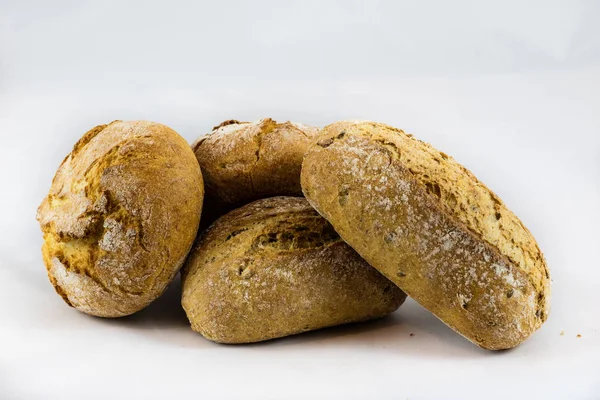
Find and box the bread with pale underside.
[300,120,550,350]
[37,120,203,317]
[181,196,406,343]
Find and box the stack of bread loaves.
[37,118,550,350]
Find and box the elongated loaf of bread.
[181,196,406,343]
[301,121,550,350]
[37,120,203,317]
[192,118,319,226]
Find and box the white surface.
[1,1,599,399]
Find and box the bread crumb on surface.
[560,330,564,336]
[577,334,582,338]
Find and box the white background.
[1,1,599,399]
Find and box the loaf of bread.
[37,120,204,317]
[192,118,319,226]
[301,121,550,350]
[181,196,406,343]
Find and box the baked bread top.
[37,120,203,317]
[182,196,405,343]
[192,118,319,224]
[301,121,550,349]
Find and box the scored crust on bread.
[181,196,406,343]
[301,121,550,350]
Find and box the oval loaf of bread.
[181,196,406,343]
[192,118,319,225]
[37,120,204,317]
[301,121,550,350]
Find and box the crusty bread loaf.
[301,121,550,350]
[37,120,204,317]
[192,118,319,226]
[181,196,406,343]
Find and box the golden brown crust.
[37,120,204,317]
[301,121,550,350]
[181,196,406,343]
[192,118,319,226]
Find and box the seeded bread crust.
[192,118,319,226]
[300,121,550,350]
[37,120,204,317]
[181,196,406,343]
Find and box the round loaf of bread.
[301,121,550,350]
[192,118,319,225]
[181,196,406,343]
[37,120,204,317]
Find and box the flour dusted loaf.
[37,120,204,317]
[192,118,319,225]
[181,196,405,343]
[301,121,550,350]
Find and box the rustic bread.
[37,120,204,317]
[300,121,550,350]
[192,118,319,226]
[181,196,406,343]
